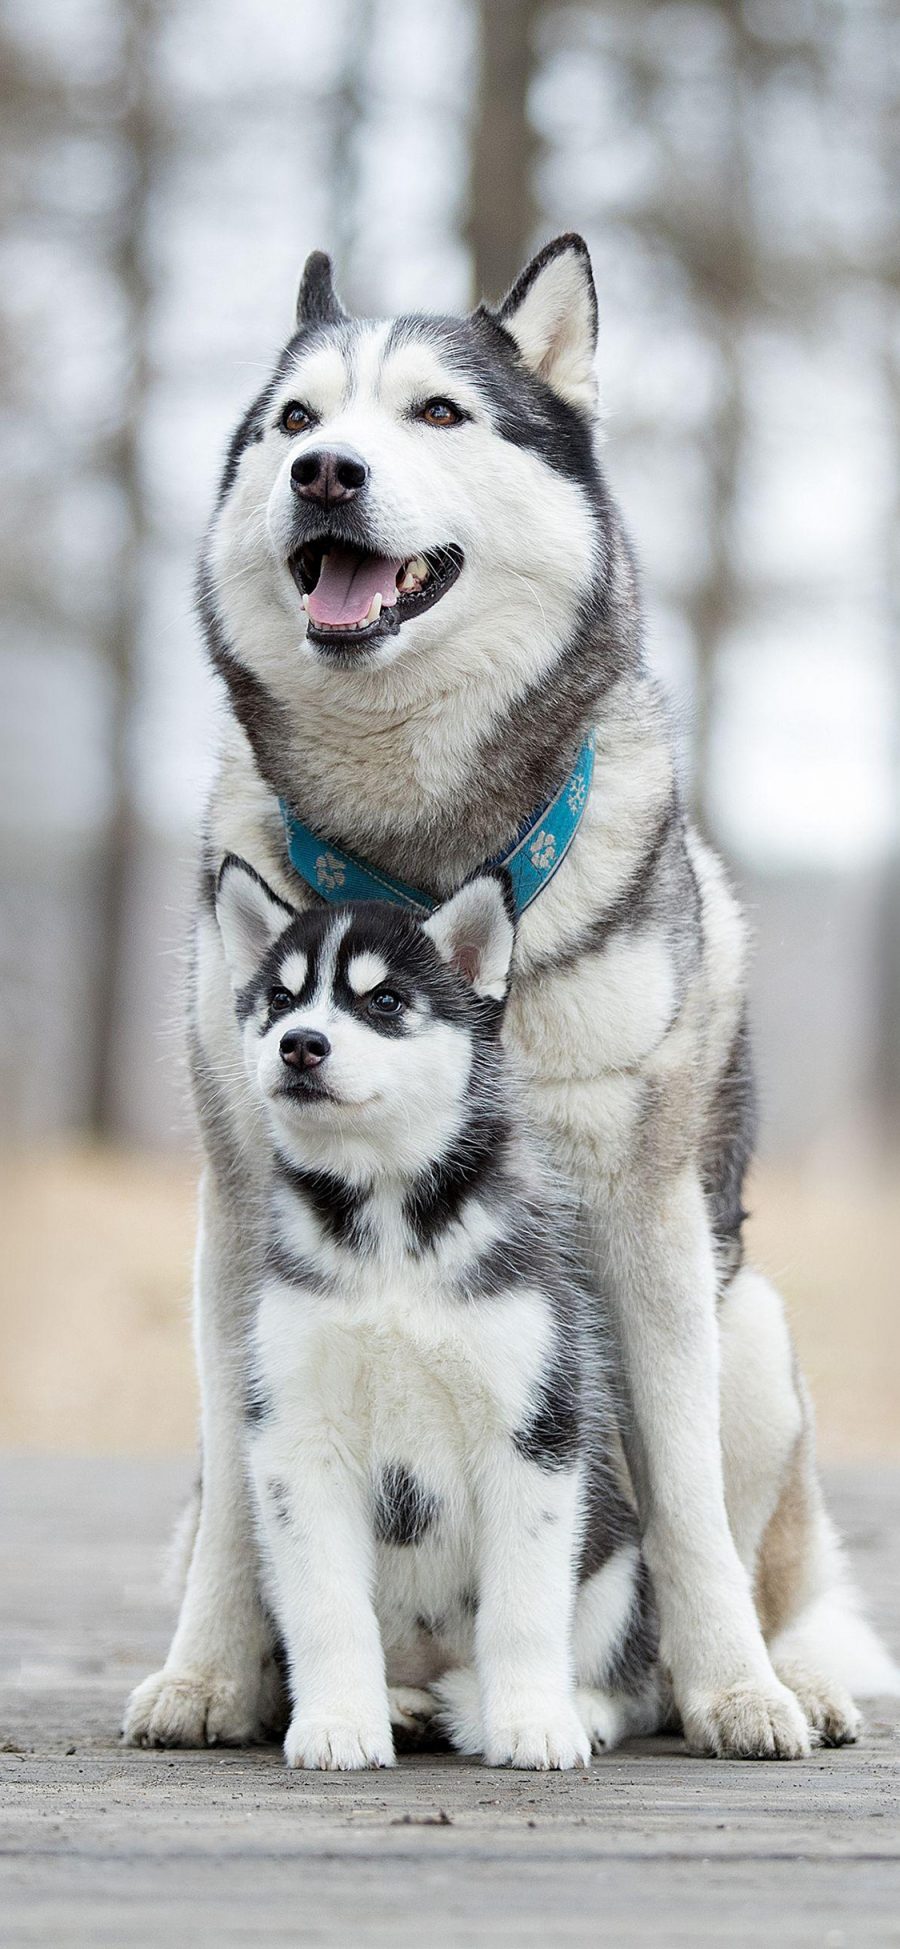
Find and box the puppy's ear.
[295,250,346,329]
[423,876,515,1002]
[496,233,598,414]
[215,856,297,992]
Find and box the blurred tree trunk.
[88,0,158,1133]
[683,6,759,836]
[876,7,900,1132]
[329,0,375,309]
[689,305,743,836]
[468,0,541,303]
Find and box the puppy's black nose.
[290,446,369,505]
[280,1029,331,1070]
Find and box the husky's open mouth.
[288,540,463,650]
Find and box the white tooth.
[300,593,309,611]
[363,592,382,625]
[398,555,432,594]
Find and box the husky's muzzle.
[286,449,463,654]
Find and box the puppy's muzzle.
[280,1029,331,1071]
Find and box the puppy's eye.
[269,988,294,1015]
[281,401,314,434]
[368,990,403,1017]
[418,398,463,429]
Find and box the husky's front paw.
[681,1677,812,1760]
[485,1696,590,1771]
[284,1712,395,1771]
[775,1662,861,1748]
[122,1667,265,1748]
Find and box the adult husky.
[125,235,894,1758]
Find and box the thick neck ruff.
[279,734,595,919]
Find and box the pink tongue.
[308,546,403,627]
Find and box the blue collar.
[279,733,594,920]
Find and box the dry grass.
[0,1143,897,1460]
[744,1157,900,1463]
[0,1146,197,1454]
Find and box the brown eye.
[281,401,313,434]
[420,398,463,429]
[269,988,294,1015]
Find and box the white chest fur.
[252,1276,553,1471]
[248,1276,555,1683]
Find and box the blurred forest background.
[0,0,897,1456]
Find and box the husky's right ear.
[496,233,598,415]
[423,875,515,1002]
[215,856,297,992]
[295,250,347,329]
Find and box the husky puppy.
[211,859,660,1769]
[124,234,896,1760]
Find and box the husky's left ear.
[497,233,598,414]
[423,876,515,1002]
[296,250,347,329]
[215,855,297,993]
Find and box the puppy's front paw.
[681,1677,812,1760]
[284,1712,395,1771]
[485,1695,590,1771]
[122,1667,263,1748]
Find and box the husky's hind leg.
[720,1265,899,1746]
[759,1421,900,1742]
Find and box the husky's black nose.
[290,446,369,505]
[280,1029,331,1070]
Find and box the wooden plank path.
[1,1457,898,1946]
